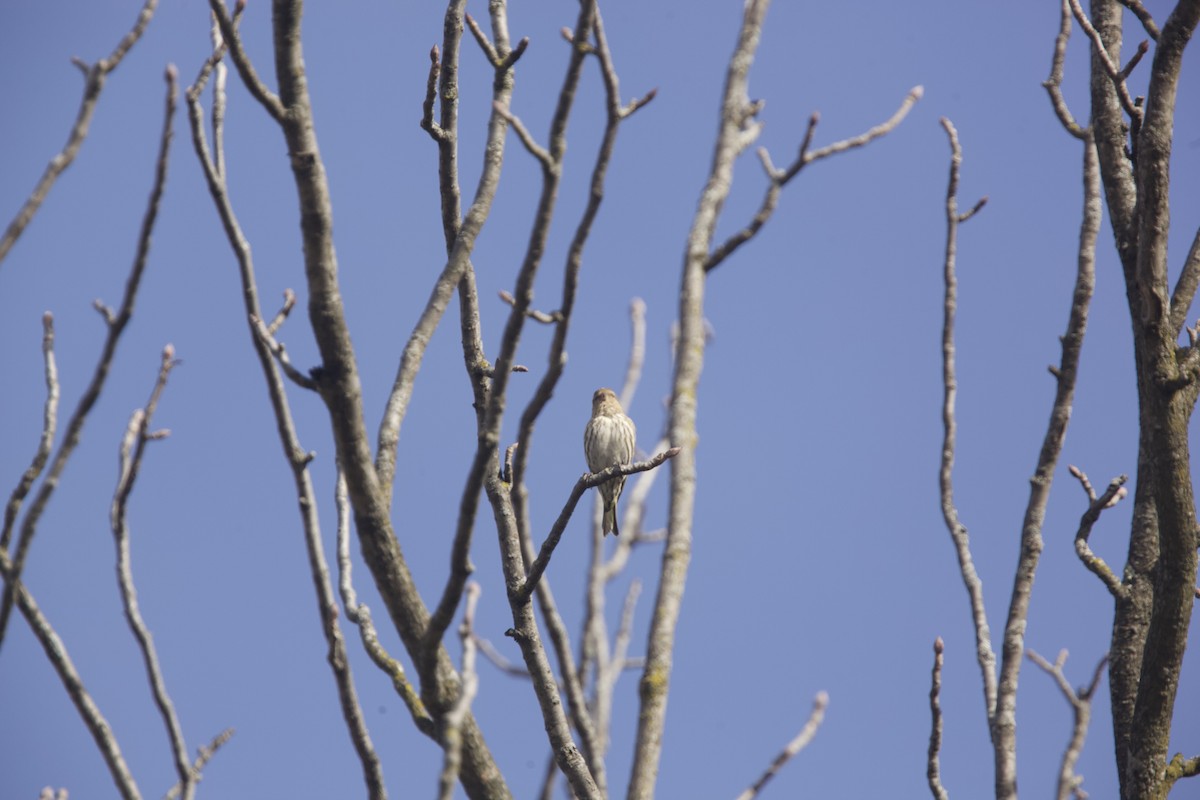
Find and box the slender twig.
[517,449,680,604]
[265,289,297,335]
[492,102,554,167]
[705,86,921,272]
[927,638,950,800]
[1068,0,1142,128]
[498,289,561,323]
[334,473,435,734]
[0,0,159,267]
[2,313,59,552]
[1027,649,1108,800]
[110,347,192,799]
[733,692,829,800]
[937,116,999,729]
[0,551,141,800]
[1069,466,1127,598]
[163,728,236,800]
[0,65,177,652]
[474,633,530,679]
[1044,0,1087,139]
[438,583,482,800]
[207,0,285,123]
[251,313,317,390]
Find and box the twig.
[1067,0,1142,130]
[438,583,482,800]
[265,289,297,335]
[1043,0,1087,139]
[1027,649,1108,800]
[517,449,680,603]
[705,85,922,272]
[207,0,286,123]
[420,46,448,142]
[1069,466,1127,598]
[0,64,178,652]
[2,313,59,552]
[927,638,950,800]
[251,314,317,390]
[498,289,561,323]
[0,551,140,799]
[492,102,554,167]
[619,298,647,410]
[733,692,829,800]
[335,473,435,735]
[937,117,999,728]
[474,633,530,679]
[110,346,192,798]
[0,0,159,267]
[163,728,236,800]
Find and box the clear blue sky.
[3,1,1199,798]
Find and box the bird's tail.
[604,504,619,537]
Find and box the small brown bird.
[583,387,637,536]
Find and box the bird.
[584,387,637,536]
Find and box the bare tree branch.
[1027,649,1108,800]
[0,551,140,800]
[1168,227,1200,337]
[1044,0,1088,139]
[705,86,921,272]
[187,39,387,799]
[438,583,482,800]
[937,116,999,731]
[2,313,59,552]
[1118,0,1159,40]
[163,728,236,800]
[991,127,1100,800]
[733,692,829,800]
[1069,0,1143,136]
[518,449,680,604]
[334,473,435,735]
[0,0,159,267]
[208,0,286,123]
[0,64,178,652]
[110,347,193,799]
[927,638,950,800]
[1069,466,1128,598]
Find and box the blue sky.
[2,1,1198,798]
